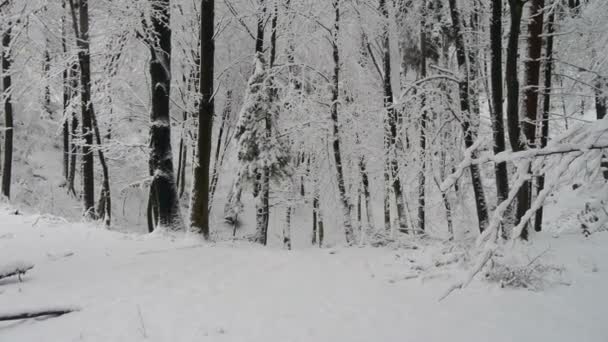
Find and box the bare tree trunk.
[91,108,111,227]
[312,185,324,247]
[61,0,70,181]
[518,0,545,240]
[209,89,232,207]
[67,63,79,196]
[68,0,96,218]
[448,0,489,233]
[330,0,354,244]
[506,0,524,153]
[250,0,269,245]
[380,0,408,234]
[1,25,12,199]
[284,205,292,250]
[490,0,510,209]
[189,0,215,238]
[43,50,51,118]
[534,8,556,232]
[417,7,429,234]
[359,154,374,230]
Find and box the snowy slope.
[1,207,607,342]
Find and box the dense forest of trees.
[0,0,607,248]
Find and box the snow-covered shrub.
[578,201,608,236]
[485,258,565,291]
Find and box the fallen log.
[0,307,77,322]
[0,262,34,281]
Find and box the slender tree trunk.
[189,0,215,238]
[62,0,70,181]
[330,0,354,244]
[176,131,185,194]
[209,89,232,207]
[68,0,96,218]
[67,63,79,196]
[448,0,489,233]
[1,26,13,199]
[417,9,429,234]
[90,107,111,227]
[359,154,374,231]
[517,0,545,240]
[312,184,324,247]
[506,0,524,153]
[284,205,292,250]
[176,72,193,199]
[490,0,510,207]
[380,0,408,234]
[505,0,525,237]
[43,49,51,118]
[534,8,556,232]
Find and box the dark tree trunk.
[597,79,607,120]
[312,186,324,247]
[534,9,556,233]
[147,0,182,230]
[189,0,215,238]
[43,49,51,118]
[67,62,79,196]
[330,0,355,244]
[62,0,70,181]
[448,0,489,233]
[1,26,13,199]
[359,154,374,231]
[417,7,429,234]
[91,107,111,227]
[176,130,185,196]
[516,0,545,240]
[490,0,510,207]
[283,205,292,250]
[380,0,408,234]
[506,0,524,153]
[68,0,96,218]
[208,89,232,208]
[595,79,608,180]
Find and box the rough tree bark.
[534,8,556,232]
[1,24,13,199]
[189,0,215,238]
[147,0,182,230]
[330,0,355,244]
[518,0,545,239]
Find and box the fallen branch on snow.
[0,307,78,322]
[0,262,34,282]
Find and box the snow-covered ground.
[1,207,607,342]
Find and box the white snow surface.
[1,207,607,341]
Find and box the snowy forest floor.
[1,206,607,341]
